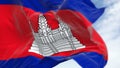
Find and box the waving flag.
[0,0,107,68]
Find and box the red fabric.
[23,7,40,33]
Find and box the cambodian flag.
[0,0,107,68]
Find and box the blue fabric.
[0,52,107,68]
[0,0,64,13]
[32,56,66,68]
[0,0,105,22]
[0,56,66,68]
[21,0,64,13]
[72,52,107,68]
[0,0,20,4]
[0,56,41,68]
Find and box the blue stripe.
[0,56,42,68]
[0,0,20,5]
[0,52,107,68]
[72,52,107,68]
[0,0,64,13]
[0,56,66,68]
[21,0,64,13]
[0,0,104,22]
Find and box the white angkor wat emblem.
[29,14,85,56]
